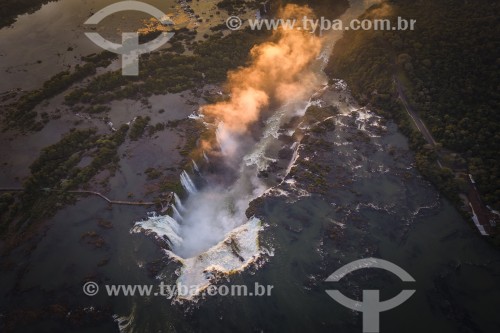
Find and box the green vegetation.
[148,122,166,136]
[286,105,338,194]
[81,231,106,248]
[304,105,338,121]
[216,0,267,15]
[97,218,113,229]
[158,174,184,195]
[179,120,206,158]
[216,0,248,15]
[289,140,332,195]
[64,28,269,106]
[326,0,500,210]
[279,0,349,19]
[0,193,15,217]
[304,105,338,133]
[0,0,53,28]
[303,105,338,135]
[129,116,150,141]
[217,0,350,16]
[0,125,129,236]
[145,167,163,180]
[26,129,98,191]
[87,105,111,114]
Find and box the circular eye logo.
[325,258,416,333]
[84,1,175,76]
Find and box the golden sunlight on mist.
[202,5,322,135]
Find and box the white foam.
[131,213,183,248]
[169,217,264,300]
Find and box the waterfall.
[161,215,183,247]
[180,171,197,194]
[172,205,184,222]
[192,160,200,173]
[174,193,186,212]
[131,214,183,249]
[285,142,300,176]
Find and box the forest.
[63,28,270,106]
[326,0,500,211]
[4,52,116,132]
[0,125,129,237]
[0,0,54,28]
